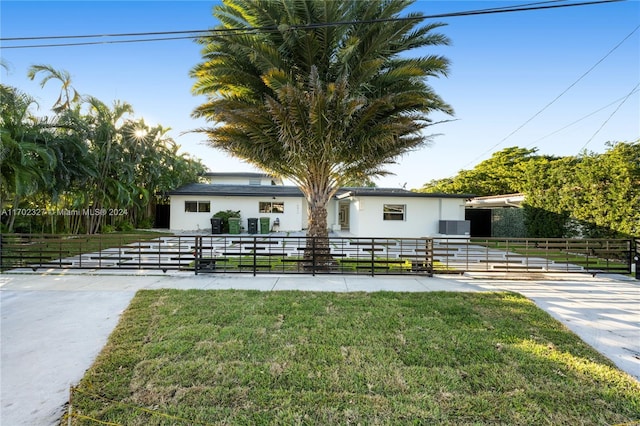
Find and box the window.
[259,201,284,213]
[249,178,261,186]
[185,201,210,213]
[383,204,405,221]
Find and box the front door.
[339,202,350,230]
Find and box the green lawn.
[67,290,639,425]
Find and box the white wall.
[345,196,467,238]
[170,194,467,237]
[170,195,305,232]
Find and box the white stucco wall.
[170,195,305,232]
[170,193,467,237]
[342,196,467,238]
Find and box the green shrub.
[523,205,569,238]
[101,224,116,233]
[117,221,136,232]
[213,210,241,233]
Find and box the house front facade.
[169,175,472,238]
[169,184,307,233]
[331,188,471,238]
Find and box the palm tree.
[27,64,80,113]
[0,85,56,231]
[192,0,453,247]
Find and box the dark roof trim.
[336,188,474,199]
[169,183,303,197]
[202,172,272,178]
[170,184,473,199]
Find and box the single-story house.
[169,174,473,238]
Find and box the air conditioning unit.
[439,220,470,235]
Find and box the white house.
[331,187,471,238]
[169,174,472,238]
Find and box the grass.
[67,290,639,425]
[196,255,427,274]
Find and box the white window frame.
[185,201,211,213]
[383,204,405,221]
[259,201,284,213]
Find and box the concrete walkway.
[1,271,638,426]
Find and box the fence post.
[194,235,201,275]
[253,237,257,277]
[312,237,316,277]
[634,238,639,280]
[370,238,375,277]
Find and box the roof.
[336,187,474,199]
[466,193,525,208]
[202,172,273,178]
[169,183,303,197]
[170,183,472,199]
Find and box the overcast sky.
[2,1,638,189]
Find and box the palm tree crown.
[192,0,453,238]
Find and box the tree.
[0,85,57,231]
[419,147,548,196]
[192,0,452,246]
[521,141,639,237]
[27,64,80,113]
[3,66,208,234]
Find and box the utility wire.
[462,22,639,167]
[577,82,640,152]
[0,0,624,49]
[524,88,640,148]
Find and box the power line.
[523,88,640,148]
[462,22,639,167]
[0,0,624,49]
[577,82,640,152]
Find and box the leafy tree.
[521,141,639,237]
[420,147,548,196]
[0,85,57,231]
[2,65,207,234]
[192,0,452,247]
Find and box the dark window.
[259,201,284,213]
[185,201,210,213]
[383,204,405,221]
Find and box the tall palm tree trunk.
[303,187,336,270]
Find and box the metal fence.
[435,238,632,275]
[0,234,433,276]
[0,233,634,276]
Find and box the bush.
[523,205,569,238]
[213,210,241,233]
[137,218,153,229]
[117,221,136,232]
[101,224,116,233]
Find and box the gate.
[1,234,633,276]
[433,238,632,275]
[0,234,433,276]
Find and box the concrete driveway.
[1,271,638,426]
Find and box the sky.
[1,0,639,190]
